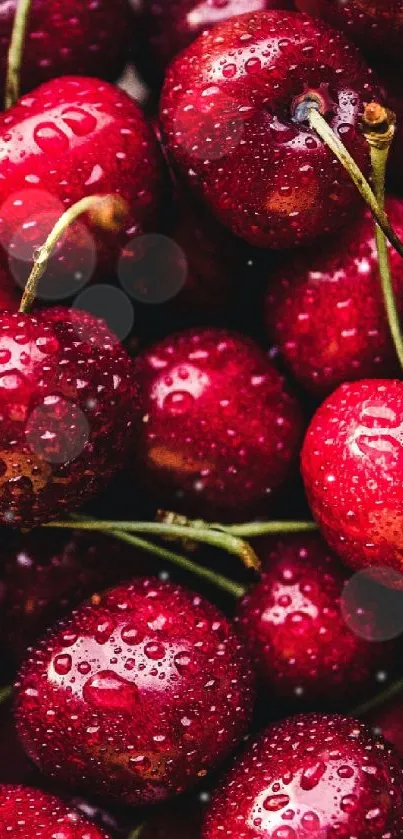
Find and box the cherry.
[301,379,403,575]
[136,0,293,84]
[235,533,394,707]
[0,785,111,838]
[0,75,162,294]
[159,10,379,249]
[0,530,150,661]
[0,0,133,103]
[295,1,403,66]
[0,307,137,529]
[265,197,403,396]
[131,327,303,519]
[203,713,403,838]
[15,578,254,805]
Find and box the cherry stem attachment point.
[308,107,403,259]
[18,194,129,314]
[5,0,33,109]
[362,104,403,370]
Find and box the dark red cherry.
[0,308,137,529]
[235,533,394,706]
[159,10,379,249]
[0,0,133,103]
[136,0,292,83]
[265,197,403,396]
[203,714,403,838]
[0,530,151,661]
[0,76,162,296]
[0,785,111,838]
[301,379,403,575]
[296,0,403,65]
[15,578,255,805]
[131,327,303,519]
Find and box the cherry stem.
[0,685,12,706]
[18,194,129,314]
[308,107,403,259]
[362,104,403,369]
[5,0,33,109]
[127,827,145,839]
[352,676,403,718]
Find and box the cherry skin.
[265,197,403,397]
[0,785,111,838]
[203,713,403,838]
[0,307,137,529]
[136,0,292,84]
[0,0,133,103]
[235,533,394,707]
[301,379,403,575]
[296,0,403,66]
[131,327,303,519]
[0,76,162,295]
[0,530,151,661]
[159,10,379,249]
[15,578,255,805]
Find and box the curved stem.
[106,530,246,598]
[19,194,128,313]
[362,105,403,370]
[5,0,33,109]
[308,108,403,259]
[352,676,403,718]
[42,518,260,571]
[0,685,12,706]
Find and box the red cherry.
[0,76,162,294]
[131,328,303,519]
[301,379,403,574]
[0,0,133,101]
[265,197,403,396]
[15,578,255,805]
[203,713,403,838]
[366,697,403,760]
[159,10,379,249]
[296,0,403,66]
[235,533,394,706]
[0,785,110,838]
[0,530,151,661]
[0,308,137,529]
[136,0,292,82]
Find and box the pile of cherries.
[1,1,403,837]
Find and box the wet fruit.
[131,327,303,519]
[0,785,111,838]
[160,10,379,248]
[0,308,137,529]
[15,578,255,805]
[203,713,403,837]
[301,379,403,574]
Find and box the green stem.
[127,827,146,839]
[352,677,403,718]
[0,686,13,706]
[5,0,33,109]
[221,520,318,538]
[106,529,246,598]
[308,108,403,259]
[43,518,260,571]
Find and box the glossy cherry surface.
[235,533,393,706]
[265,197,403,396]
[203,714,403,838]
[132,327,303,519]
[0,785,110,838]
[0,308,137,529]
[0,76,162,293]
[137,0,292,81]
[301,379,403,574]
[0,530,147,660]
[160,10,379,249]
[0,0,132,103]
[15,578,254,805]
[296,0,403,65]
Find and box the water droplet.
[83,670,139,713]
[144,641,165,661]
[300,761,326,791]
[61,107,97,136]
[95,618,115,645]
[53,653,72,676]
[263,793,290,811]
[33,122,69,154]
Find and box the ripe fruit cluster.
[1,2,403,839]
